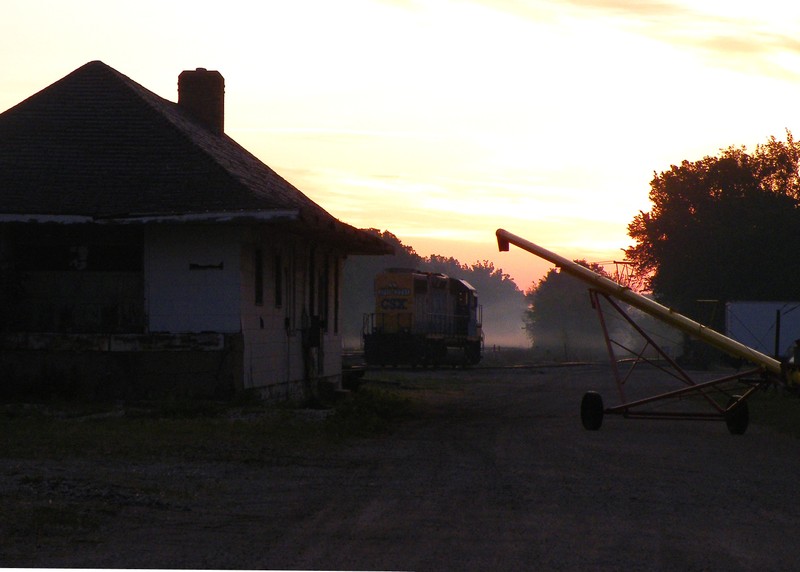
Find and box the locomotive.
[363,268,483,366]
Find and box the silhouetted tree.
[626,131,800,323]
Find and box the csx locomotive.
[363,268,483,366]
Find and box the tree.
[626,131,800,322]
[523,261,618,361]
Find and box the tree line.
[525,130,800,361]
[626,131,800,327]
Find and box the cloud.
[465,0,690,24]
[560,0,689,20]
[470,0,800,80]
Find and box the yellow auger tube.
[496,228,783,377]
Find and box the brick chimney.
[178,68,225,135]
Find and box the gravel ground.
[3,364,800,570]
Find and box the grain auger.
[496,228,796,434]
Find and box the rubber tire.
[581,391,604,431]
[725,396,749,435]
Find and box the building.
[0,61,391,400]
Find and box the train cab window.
[414,278,427,293]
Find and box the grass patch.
[0,384,421,566]
[324,386,414,439]
[0,385,419,463]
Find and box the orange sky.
[3,0,800,289]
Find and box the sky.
[3,0,800,289]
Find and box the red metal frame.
[589,289,769,422]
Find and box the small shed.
[0,61,391,400]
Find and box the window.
[11,225,143,271]
[319,257,329,332]
[254,249,263,306]
[274,253,283,308]
[308,247,316,315]
[333,257,340,334]
[285,263,293,329]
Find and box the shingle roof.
[0,61,391,254]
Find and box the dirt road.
[4,364,800,570]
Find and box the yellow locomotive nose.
[364,268,483,367]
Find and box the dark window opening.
[274,254,283,308]
[319,257,330,333]
[254,249,263,306]
[2,224,145,333]
[333,258,340,334]
[308,248,316,315]
[9,224,143,271]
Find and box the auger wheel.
[725,396,749,435]
[581,391,604,431]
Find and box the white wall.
[145,225,241,333]
[239,232,344,393]
[240,239,292,391]
[144,224,345,393]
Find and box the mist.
[534,304,686,362]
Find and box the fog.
[523,299,686,363]
[480,307,529,348]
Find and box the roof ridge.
[0,62,378,242]
[94,65,265,215]
[86,62,330,219]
